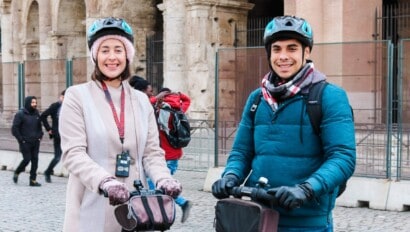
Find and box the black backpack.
[250,81,351,197]
[161,107,191,149]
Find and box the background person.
[152,87,193,223]
[40,90,65,183]
[11,96,44,187]
[129,75,154,97]
[129,75,156,190]
[212,15,356,231]
[59,17,181,231]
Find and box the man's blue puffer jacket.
[223,79,356,227]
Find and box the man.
[212,16,356,231]
[40,90,65,183]
[11,96,44,186]
[129,75,154,97]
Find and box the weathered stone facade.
[0,0,161,126]
[0,0,384,127]
[0,0,255,126]
[159,0,253,120]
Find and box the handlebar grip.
[253,189,278,206]
[228,186,278,206]
[103,188,164,199]
[129,189,165,197]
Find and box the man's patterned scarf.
[261,62,325,111]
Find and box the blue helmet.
[87,17,134,49]
[263,16,313,51]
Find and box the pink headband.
[90,34,135,64]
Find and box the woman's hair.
[91,61,131,82]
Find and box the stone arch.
[54,0,87,59]
[44,0,87,96]
[25,1,40,60]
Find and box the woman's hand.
[157,178,182,198]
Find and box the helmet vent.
[285,21,293,26]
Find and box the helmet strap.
[301,45,306,62]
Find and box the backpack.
[250,81,352,197]
[161,107,191,149]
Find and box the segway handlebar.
[227,177,278,207]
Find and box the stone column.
[184,0,253,120]
[0,0,15,124]
[157,0,186,91]
[1,0,26,122]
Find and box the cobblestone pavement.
[1,169,410,232]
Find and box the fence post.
[214,50,219,167]
[17,62,25,109]
[66,59,73,88]
[386,40,394,180]
[396,39,404,180]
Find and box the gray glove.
[100,178,130,205]
[267,183,314,210]
[157,178,182,198]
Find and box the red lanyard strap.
[101,81,125,144]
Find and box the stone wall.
[0,0,160,127]
[0,0,387,127]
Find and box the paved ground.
[1,169,410,232]
[1,126,410,231]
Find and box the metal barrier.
[2,40,410,179]
[180,119,215,171]
[397,39,410,180]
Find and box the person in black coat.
[11,96,44,186]
[40,90,65,183]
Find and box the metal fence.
[397,39,410,180]
[2,40,410,178]
[215,40,410,181]
[146,32,164,93]
[0,57,88,114]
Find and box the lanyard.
[101,81,125,144]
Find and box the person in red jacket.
[152,87,193,223]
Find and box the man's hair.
[129,75,150,91]
[159,87,171,93]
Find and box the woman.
[59,17,181,231]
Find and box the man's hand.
[267,183,314,210]
[48,130,54,139]
[211,174,239,199]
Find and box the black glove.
[211,174,239,199]
[267,183,314,210]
